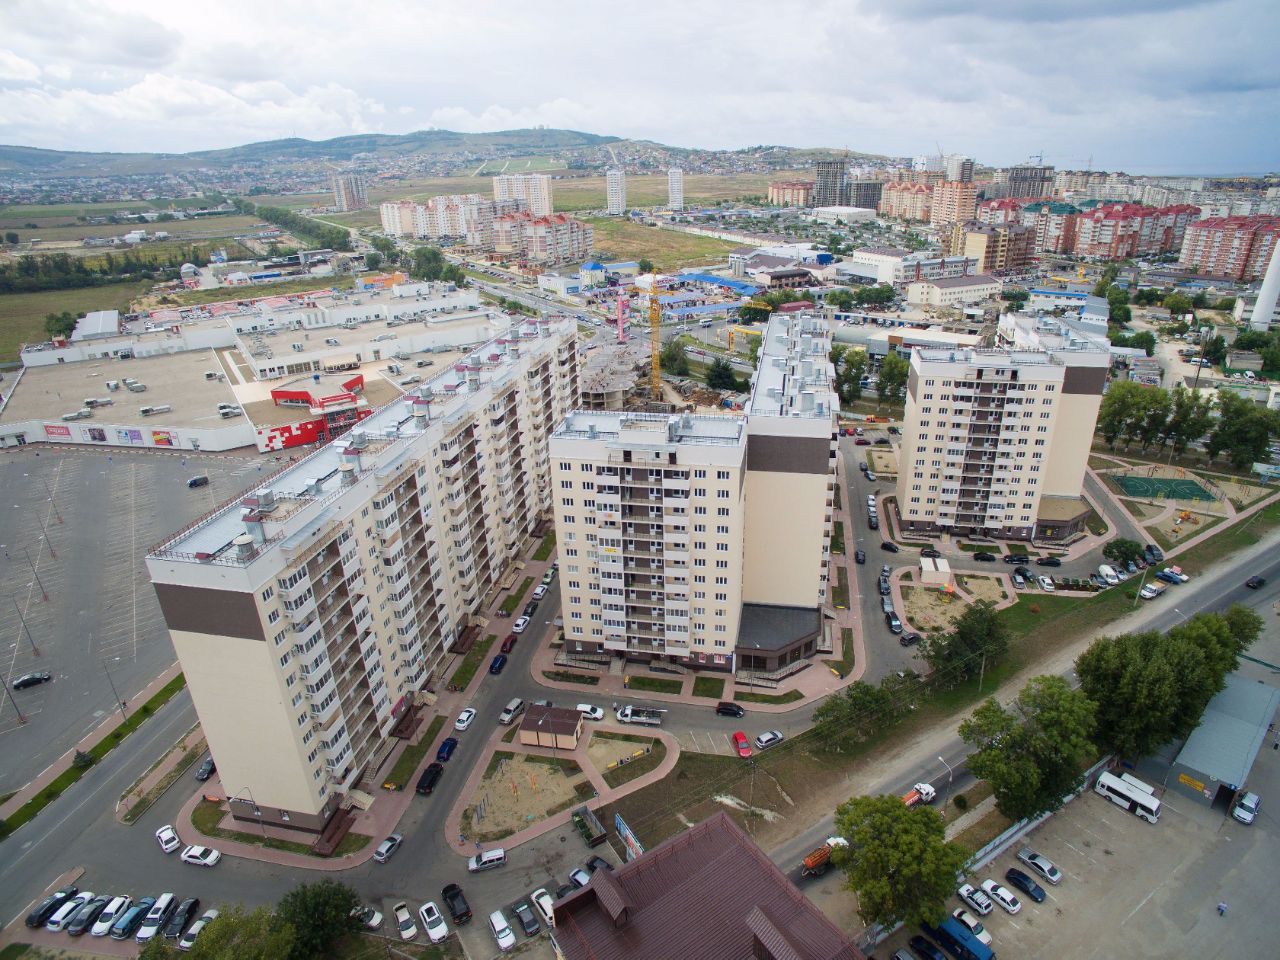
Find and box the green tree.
[1163,292,1192,317]
[44,310,78,339]
[1102,538,1144,565]
[1205,391,1275,469]
[139,906,294,960]
[854,284,895,306]
[660,339,690,376]
[363,251,383,271]
[1110,330,1156,356]
[877,352,909,406]
[738,303,771,324]
[1096,380,1157,449]
[826,288,855,311]
[3,231,17,245]
[1092,263,1120,297]
[276,879,362,960]
[1201,334,1227,366]
[960,676,1097,822]
[637,258,655,274]
[1001,288,1030,307]
[837,350,868,405]
[1214,297,1237,312]
[813,681,895,741]
[706,357,737,390]
[832,794,970,927]
[748,336,762,369]
[1162,386,1214,456]
[921,600,1010,680]
[1076,630,1181,758]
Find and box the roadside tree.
[276,878,362,960]
[1102,538,1144,566]
[921,600,1010,680]
[138,906,295,960]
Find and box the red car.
[854,438,871,446]
[731,731,753,758]
[500,634,517,653]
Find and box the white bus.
[1095,771,1161,823]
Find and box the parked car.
[1016,847,1062,884]
[586,855,613,873]
[1014,565,1033,580]
[194,756,216,781]
[66,895,111,937]
[500,634,517,653]
[442,884,472,924]
[732,731,752,758]
[1232,791,1261,824]
[455,708,477,731]
[178,908,219,952]
[416,762,444,796]
[577,703,605,721]
[855,437,871,446]
[523,600,538,618]
[908,934,947,960]
[393,901,418,941]
[488,654,508,675]
[951,908,992,945]
[489,909,517,951]
[920,548,941,559]
[111,898,155,941]
[12,671,51,690]
[874,437,891,445]
[879,576,891,596]
[419,901,449,943]
[91,895,133,937]
[1144,543,1165,563]
[1004,868,1046,903]
[868,516,880,530]
[899,632,921,647]
[352,905,382,931]
[532,889,555,928]
[754,730,784,750]
[886,611,903,634]
[854,549,866,564]
[373,833,403,863]
[881,541,899,553]
[163,898,200,940]
[1012,574,1026,588]
[155,824,181,853]
[1003,554,1030,565]
[437,738,459,762]
[980,879,1022,914]
[180,845,221,867]
[866,470,878,481]
[973,552,996,562]
[1246,576,1266,589]
[532,584,548,600]
[1035,556,1062,567]
[136,895,177,943]
[1037,575,1056,592]
[26,885,77,928]
[957,883,993,916]
[512,616,530,633]
[512,900,540,936]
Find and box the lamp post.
[938,754,956,808]
[24,474,62,524]
[18,505,56,559]
[11,596,39,656]
[101,657,127,722]
[3,682,26,725]
[231,786,268,838]
[22,547,49,602]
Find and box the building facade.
[1073,203,1199,259]
[1006,164,1054,199]
[945,222,1035,272]
[1179,215,1280,280]
[146,318,581,832]
[847,180,884,209]
[550,312,836,676]
[906,274,1001,308]
[812,159,848,207]
[378,195,526,247]
[667,168,684,211]
[944,155,975,182]
[768,180,814,206]
[492,212,594,266]
[331,174,368,212]
[492,174,553,217]
[878,182,932,221]
[606,169,627,216]
[930,180,979,227]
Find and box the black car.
[512,900,540,936]
[888,426,900,435]
[416,762,444,796]
[715,701,745,718]
[973,552,996,562]
[1144,543,1164,563]
[885,611,903,634]
[442,884,472,924]
[523,600,538,618]
[195,756,216,781]
[1013,565,1033,580]
[899,632,921,648]
[12,671,51,690]
[920,548,941,559]
[554,884,576,901]
[908,934,946,960]
[1003,554,1030,565]
[164,897,200,939]
[854,549,866,564]
[1004,867,1046,903]
[66,896,111,937]
[1246,575,1266,589]
[586,855,613,873]
[1035,556,1062,567]
[26,885,76,927]
[880,541,900,553]
[868,516,880,530]
[111,898,155,940]
[874,437,891,445]
[879,577,891,596]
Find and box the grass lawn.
[383,715,446,790]
[831,566,850,608]
[0,280,151,362]
[602,740,668,790]
[1084,510,1109,536]
[1171,498,1280,576]
[448,634,498,690]
[78,238,254,269]
[533,531,557,561]
[191,799,371,857]
[952,806,1014,853]
[583,218,743,272]
[823,627,856,678]
[735,689,805,705]
[499,577,535,615]
[543,670,600,685]
[0,945,30,960]
[626,675,683,695]
[831,521,846,555]
[5,214,264,245]
[692,676,725,699]
[152,274,355,308]
[333,934,464,960]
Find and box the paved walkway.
[113,723,204,824]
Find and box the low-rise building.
[809,205,877,224]
[906,274,1001,307]
[838,247,977,287]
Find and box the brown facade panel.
[154,582,266,642]
[746,434,830,474]
[1061,365,1107,395]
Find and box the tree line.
[0,247,213,295]
[231,198,352,252]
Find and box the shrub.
[952,793,969,812]
[71,750,94,770]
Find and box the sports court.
[1114,473,1215,501]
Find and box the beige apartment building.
[493,174,553,217]
[929,180,978,227]
[550,313,837,678]
[146,318,580,833]
[895,344,1107,542]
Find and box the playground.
[460,751,594,843]
[1114,473,1214,501]
[901,584,960,633]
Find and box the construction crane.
[649,282,663,400]
[727,325,764,352]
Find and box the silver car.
[1016,846,1063,884]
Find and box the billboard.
[614,813,644,862]
[43,424,71,439]
[152,430,175,447]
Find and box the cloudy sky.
[0,0,1275,174]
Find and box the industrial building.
[145,317,580,834]
[907,274,1001,308]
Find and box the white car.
[47,892,93,931]
[393,901,418,941]
[512,616,530,634]
[419,901,449,943]
[957,883,992,917]
[1037,575,1055,592]
[91,895,133,936]
[532,887,555,928]
[489,909,517,951]
[951,908,992,946]
[577,703,605,721]
[533,584,548,600]
[1017,847,1063,884]
[155,824,181,853]
[981,879,1022,914]
[178,909,219,951]
[1232,791,1261,825]
[754,730,784,750]
[180,844,222,867]
[454,708,477,731]
[352,905,383,931]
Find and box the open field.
[148,274,356,308]
[0,197,224,225]
[4,214,264,245]
[0,280,151,362]
[464,155,570,175]
[584,218,742,271]
[76,238,254,269]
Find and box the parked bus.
[921,917,995,960]
[1094,771,1160,823]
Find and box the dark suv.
[442,884,472,924]
[416,762,444,796]
[163,898,200,940]
[714,701,744,718]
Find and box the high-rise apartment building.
[1179,215,1280,280]
[493,212,594,265]
[668,168,685,211]
[146,318,581,832]
[944,222,1035,272]
[492,174,553,217]
[606,169,627,216]
[378,195,525,247]
[930,181,979,227]
[1006,165,1054,199]
[768,180,814,206]
[944,155,975,183]
[878,182,932,221]
[812,159,849,207]
[331,173,369,212]
[550,312,836,676]
[1072,203,1200,260]
[896,341,1107,542]
[847,180,884,209]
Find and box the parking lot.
[877,740,1280,959]
[0,447,271,793]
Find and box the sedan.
[1016,846,1062,885]
[854,549,866,564]
[419,901,449,943]
[416,762,444,796]
[732,731,753,758]
[500,634,518,653]
[48,892,94,932]
[920,548,941,559]
[26,885,77,928]
[1003,554,1030,565]
[488,654,508,675]
[163,898,200,940]
[577,704,605,721]
[951,908,992,945]
[866,471,878,481]
[715,701,745,718]
[437,738,459,762]
[754,730,784,750]
[180,845,221,867]
[899,632,921,648]
[1246,575,1266,589]
[512,900,540,937]
[1004,867,1046,903]
[980,879,1022,914]
[352,905,383,931]
[373,833,403,863]
[1035,556,1062,567]
[854,437,871,446]
[972,552,996,562]
[569,867,592,888]
[91,895,133,937]
[512,616,530,633]
[155,824,182,853]
[66,896,111,937]
[12,671,51,690]
[489,909,517,951]
[1037,575,1056,592]
[908,935,947,960]
[178,908,219,951]
[880,541,900,553]
[454,708,477,731]
[393,901,418,941]
[957,883,992,917]
[194,756,216,781]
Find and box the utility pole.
[11,596,39,656]
[20,546,48,601]
[102,658,128,722]
[3,683,27,725]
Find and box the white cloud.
[0,49,40,82]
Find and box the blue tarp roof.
[678,273,760,295]
[665,303,735,318]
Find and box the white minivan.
[1098,564,1120,586]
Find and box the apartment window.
[715,592,727,601]
[260,586,274,602]
[694,575,706,583]
[560,497,574,507]
[694,523,706,532]
[717,507,730,516]
[715,576,728,585]
[694,541,707,550]
[694,487,707,497]
[694,469,707,478]
[694,506,707,515]
[560,480,573,489]
[1045,384,1056,392]
[715,559,728,569]
[570,611,583,620]
[273,629,287,646]
[694,558,706,567]
[694,590,706,599]
[267,609,280,625]
[716,470,730,480]
[565,548,578,557]
[716,524,729,534]
[716,543,729,552]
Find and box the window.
[694,469,707,479]
[260,586,275,602]
[716,470,730,480]
[267,609,280,624]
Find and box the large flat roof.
[555,410,744,446]
[1175,672,1280,789]
[749,312,835,418]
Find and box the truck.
[800,837,848,878]
[614,705,664,726]
[902,783,937,807]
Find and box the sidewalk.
[114,723,204,824]
[0,661,184,823]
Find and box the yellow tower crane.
[649,284,663,400]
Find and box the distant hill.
[0,128,621,176]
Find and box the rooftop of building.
[1035,495,1091,522]
[913,346,1067,368]
[520,705,582,739]
[917,273,1000,289]
[1174,672,1280,790]
[553,812,862,960]
[736,604,822,653]
[72,309,121,341]
[0,348,240,429]
[749,313,835,419]
[854,246,913,258]
[554,409,744,446]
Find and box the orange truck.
[800,836,848,878]
[902,782,937,807]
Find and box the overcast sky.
[0,0,1275,174]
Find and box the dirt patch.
[956,574,1007,605]
[586,731,654,775]
[868,448,898,475]
[901,584,962,632]
[463,752,591,842]
[1214,475,1270,509]
[1149,509,1224,547]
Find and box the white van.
[498,698,525,725]
[467,848,507,872]
[1098,564,1120,586]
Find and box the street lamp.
[101,657,128,722]
[231,786,269,838]
[938,755,956,807]
[17,505,56,559]
[3,682,27,725]
[11,596,40,656]
[24,474,62,524]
